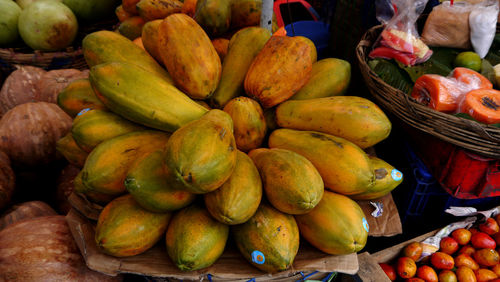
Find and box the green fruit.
[0,0,21,46]
[16,0,61,9]
[62,0,120,22]
[454,51,482,72]
[18,0,78,51]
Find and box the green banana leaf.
[400,47,460,82]
[368,59,413,94]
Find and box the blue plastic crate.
[285,21,331,60]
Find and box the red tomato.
[430,252,455,270]
[471,232,497,249]
[440,237,459,255]
[379,263,397,281]
[416,265,438,282]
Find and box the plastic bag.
[370,0,432,66]
[469,0,499,58]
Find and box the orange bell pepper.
[459,89,500,124]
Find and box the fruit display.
[379,214,500,281]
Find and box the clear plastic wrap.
[469,0,499,58]
[370,0,432,66]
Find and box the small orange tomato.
[438,270,458,282]
[492,264,500,276]
[454,253,480,271]
[440,237,460,255]
[473,248,499,267]
[458,245,476,256]
[479,218,500,235]
[397,257,417,279]
[430,252,455,270]
[403,242,424,261]
[475,268,498,282]
[416,265,438,282]
[456,266,477,282]
[452,228,472,245]
[379,263,397,281]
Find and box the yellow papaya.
[223,97,266,152]
[275,96,392,148]
[289,58,351,100]
[125,150,196,213]
[56,132,88,168]
[158,13,221,99]
[248,148,324,215]
[118,16,146,41]
[81,130,170,196]
[82,30,173,84]
[73,170,116,205]
[141,19,163,64]
[71,109,145,153]
[294,36,317,64]
[295,191,369,255]
[204,151,262,225]
[350,156,403,200]
[95,194,171,257]
[137,0,182,21]
[244,36,312,108]
[90,61,208,132]
[164,109,236,194]
[166,204,229,271]
[232,203,299,273]
[210,27,271,108]
[57,79,106,118]
[268,129,375,195]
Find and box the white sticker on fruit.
[391,169,403,181]
[362,217,370,233]
[251,250,265,264]
[77,108,92,116]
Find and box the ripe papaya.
[166,204,229,271]
[137,0,182,21]
[268,129,375,195]
[141,19,163,64]
[295,190,369,255]
[248,148,323,215]
[275,96,392,148]
[81,130,170,196]
[193,0,231,37]
[115,5,133,22]
[73,170,116,205]
[125,150,196,213]
[350,156,403,200]
[56,132,88,168]
[211,38,229,62]
[289,58,351,100]
[89,61,208,132]
[122,0,140,14]
[204,151,262,225]
[57,79,106,118]
[82,30,173,84]
[95,194,171,257]
[232,203,299,273]
[118,16,145,41]
[158,13,221,99]
[210,27,271,108]
[244,36,313,108]
[223,97,266,152]
[294,36,317,64]
[264,107,278,132]
[164,110,236,194]
[181,0,197,17]
[71,109,145,153]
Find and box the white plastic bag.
[469,0,499,58]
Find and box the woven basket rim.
[356,24,500,158]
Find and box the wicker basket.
[356,25,500,159]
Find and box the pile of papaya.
[56,0,404,274]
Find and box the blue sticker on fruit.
[362,217,369,233]
[77,108,92,116]
[251,250,265,264]
[391,169,403,181]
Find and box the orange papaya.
[81,130,170,196]
[294,36,317,64]
[56,133,88,168]
[137,0,182,21]
[275,96,392,148]
[193,0,231,37]
[248,148,323,215]
[181,0,198,17]
[244,36,313,108]
[211,38,229,62]
[158,13,221,99]
[268,129,375,195]
[122,0,140,14]
[95,194,171,257]
[204,151,262,225]
[116,5,133,22]
[89,61,208,132]
[141,19,163,64]
[223,97,266,152]
[289,58,351,100]
[166,204,229,271]
[164,109,236,194]
[132,37,145,50]
[57,79,106,118]
[71,109,145,153]
[295,190,369,255]
[125,150,196,213]
[232,203,299,273]
[210,27,271,108]
[118,16,146,40]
